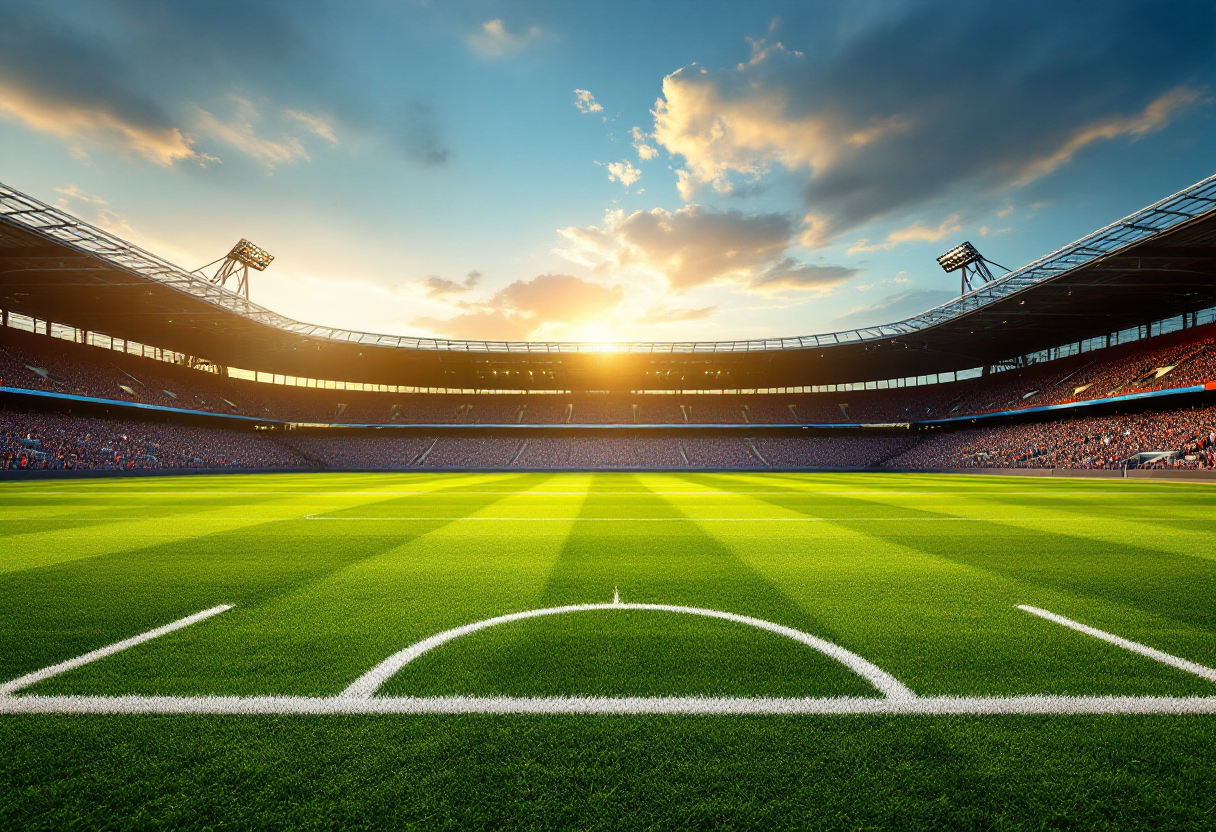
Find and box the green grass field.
[2,472,1215,829]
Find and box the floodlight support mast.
[959,257,995,294]
[212,256,250,299]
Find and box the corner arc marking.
[340,603,915,701]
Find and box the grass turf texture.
[1,471,1214,828]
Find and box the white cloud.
[847,214,962,254]
[0,80,199,166]
[194,97,309,169]
[648,23,1209,246]
[574,89,603,114]
[1015,87,1204,184]
[54,185,107,208]
[420,270,481,299]
[414,274,624,340]
[652,45,895,197]
[468,19,545,59]
[630,126,657,160]
[557,204,856,295]
[638,304,717,324]
[284,110,338,145]
[748,259,858,295]
[833,289,956,329]
[605,160,641,188]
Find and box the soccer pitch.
[3,472,1215,828]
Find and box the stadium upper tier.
[2,173,1216,391]
[3,320,1212,426]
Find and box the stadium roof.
[2,173,1216,391]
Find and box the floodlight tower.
[196,239,274,300]
[936,241,1000,295]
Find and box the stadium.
[3,169,1216,826]
[2,173,1216,474]
[3,1,1216,822]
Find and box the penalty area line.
[1018,605,1216,684]
[3,694,1216,716]
[0,605,233,696]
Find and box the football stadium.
[3,170,1216,826]
[3,3,1216,827]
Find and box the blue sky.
[1,0,1213,343]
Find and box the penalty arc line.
[0,605,233,696]
[339,602,915,702]
[1018,605,1216,684]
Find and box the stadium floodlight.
[194,238,275,300]
[936,241,983,273]
[228,239,274,272]
[937,241,997,296]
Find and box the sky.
[1,0,1213,344]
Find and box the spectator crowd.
[1,409,304,471]
[887,406,1216,470]
[4,403,1214,473]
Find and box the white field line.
[6,490,1211,497]
[305,516,986,522]
[1019,606,1216,684]
[340,602,915,701]
[0,605,233,696]
[4,694,1216,716]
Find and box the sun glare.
[573,322,622,350]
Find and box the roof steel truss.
[3,171,1215,355]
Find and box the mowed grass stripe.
[735,471,1216,675]
[0,471,466,492]
[33,474,584,696]
[798,479,1216,556]
[676,472,1214,696]
[1,475,516,682]
[0,500,180,539]
[5,472,1214,702]
[953,489,1216,561]
[855,490,1216,633]
[0,482,452,575]
[5,711,1216,829]
[675,471,1065,695]
[743,470,1215,497]
[378,473,876,698]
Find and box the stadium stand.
[887,405,1216,470]
[4,399,1214,472]
[4,306,1216,475]
[3,321,1214,427]
[0,327,276,417]
[515,437,572,468]
[753,436,919,468]
[422,437,520,468]
[931,335,1216,419]
[0,408,304,471]
[281,435,434,470]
